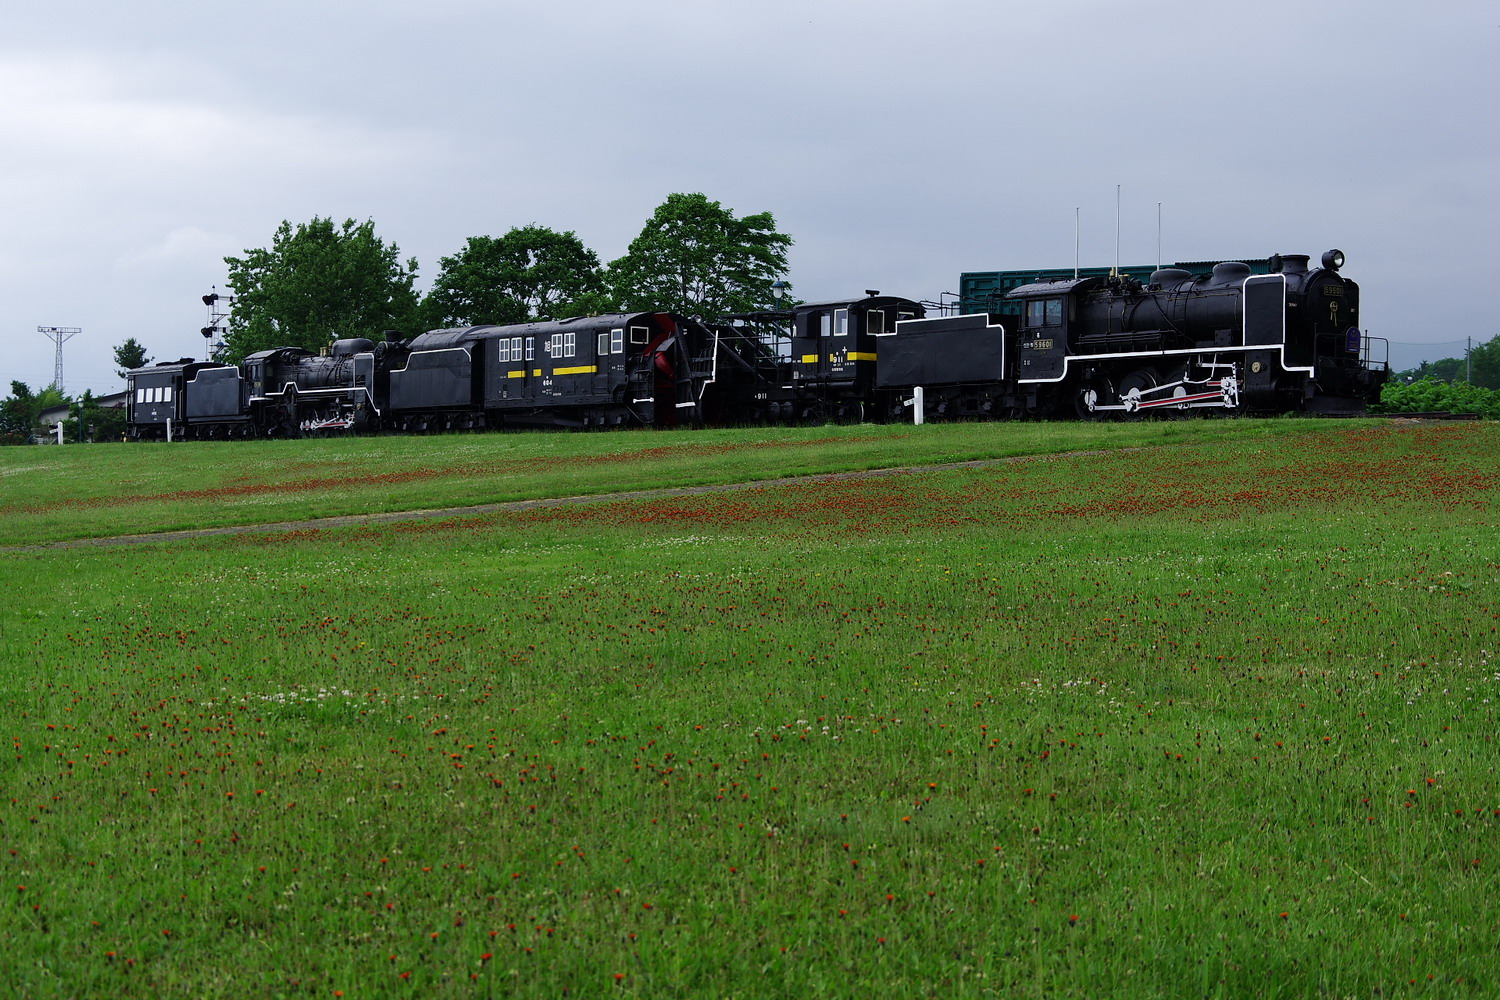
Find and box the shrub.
[1372,376,1500,418]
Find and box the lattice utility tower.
[38,326,81,393]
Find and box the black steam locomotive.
[125,249,1386,439]
[861,249,1382,420]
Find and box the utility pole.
[38,326,81,393]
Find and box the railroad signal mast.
[201,289,234,362]
[37,326,81,393]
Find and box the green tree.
[222,217,420,362]
[114,337,152,379]
[1468,334,1500,389]
[608,193,792,319]
[0,382,36,443]
[426,226,608,327]
[0,382,68,444]
[64,390,107,443]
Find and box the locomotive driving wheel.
[1074,379,1105,420]
[1115,368,1159,418]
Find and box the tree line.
[219,192,793,363]
[1390,338,1500,391]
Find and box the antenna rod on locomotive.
[1157,201,1162,271]
[1113,184,1121,278]
[1074,207,1080,280]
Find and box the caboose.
[789,293,925,420]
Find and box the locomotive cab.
[1008,278,1091,387]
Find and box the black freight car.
[125,359,249,440]
[388,312,733,430]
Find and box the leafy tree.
[114,337,152,379]
[608,193,793,319]
[426,226,608,327]
[0,382,36,443]
[1468,334,1500,389]
[63,390,108,443]
[222,217,421,362]
[0,382,68,444]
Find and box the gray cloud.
[2,0,1493,396]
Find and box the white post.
[913,386,925,425]
[54,422,64,445]
[166,417,173,443]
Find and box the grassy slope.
[0,420,1496,998]
[2,419,1369,546]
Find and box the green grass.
[1,418,1373,547]
[0,419,1496,997]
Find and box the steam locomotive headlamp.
[1321,249,1345,271]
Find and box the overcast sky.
[2,0,1494,397]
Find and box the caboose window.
[611,328,624,353]
[525,338,535,361]
[164,386,173,402]
[511,337,522,361]
[819,313,832,338]
[564,332,576,358]
[498,340,511,363]
[834,309,848,336]
[136,389,146,403]
[597,332,609,356]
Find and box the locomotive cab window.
[597,332,609,356]
[611,328,624,354]
[1025,299,1064,329]
[834,309,849,336]
[630,325,648,345]
[867,310,886,336]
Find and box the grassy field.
[0,419,1496,997]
